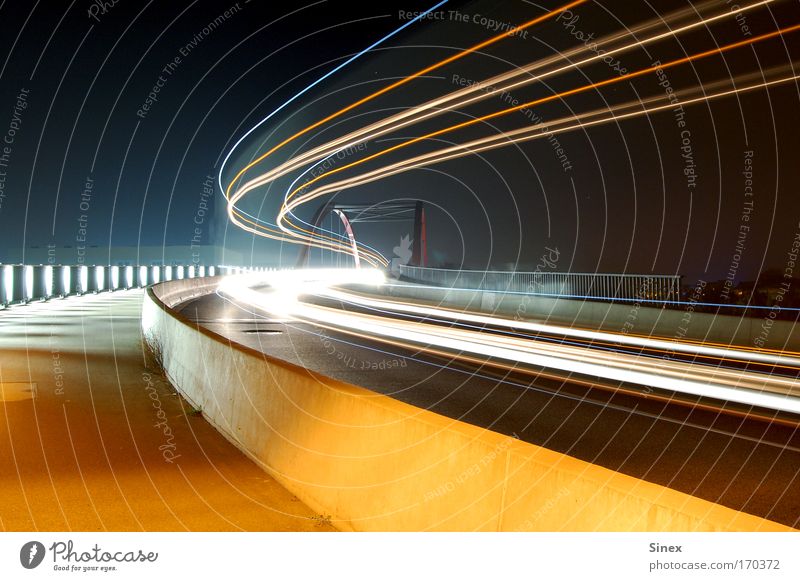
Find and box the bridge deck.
[0,291,333,531]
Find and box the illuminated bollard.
[57,266,79,296]
[10,265,25,303]
[164,265,173,281]
[187,265,196,279]
[93,266,103,292]
[84,265,100,293]
[207,266,215,277]
[78,265,91,294]
[29,265,49,301]
[151,265,162,285]
[124,266,133,289]
[95,265,112,292]
[110,266,120,290]
[44,265,56,299]
[22,266,33,302]
[198,265,206,277]
[135,266,148,288]
[1,265,14,305]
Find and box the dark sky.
[1,0,798,285]
[0,0,437,261]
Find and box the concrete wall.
[142,277,793,531]
[153,275,222,308]
[384,282,800,352]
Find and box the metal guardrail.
[0,264,228,307]
[398,265,682,301]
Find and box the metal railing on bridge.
[398,265,682,302]
[0,264,229,307]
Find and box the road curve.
[172,271,800,528]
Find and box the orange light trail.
[223,0,588,265]
[222,1,797,266]
[284,23,800,205]
[224,0,588,202]
[277,13,798,256]
[278,71,800,222]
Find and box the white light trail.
[221,0,790,262]
[278,72,800,225]
[217,270,800,415]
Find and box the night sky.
[1,0,798,286]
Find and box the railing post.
[99,266,113,292]
[1,265,13,305]
[29,265,48,301]
[133,266,145,288]
[10,265,25,303]
[110,266,120,291]
[84,266,99,293]
[122,266,132,289]
[63,266,77,296]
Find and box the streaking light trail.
[221,0,588,260]
[217,0,450,196]
[220,0,798,264]
[278,71,800,234]
[217,270,800,416]
[277,22,800,240]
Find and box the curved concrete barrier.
[142,277,793,531]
